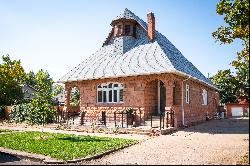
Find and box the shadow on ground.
[0,152,21,163]
[177,118,249,135]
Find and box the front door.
[158,80,166,115]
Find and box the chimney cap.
[147,11,154,15]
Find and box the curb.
[0,147,65,164]
[65,141,139,164]
[0,141,140,164]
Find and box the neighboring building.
[52,93,65,106]
[58,9,219,127]
[224,97,249,117]
[22,84,36,100]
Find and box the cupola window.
[124,24,131,35]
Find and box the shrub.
[0,105,4,120]
[10,103,32,123]
[10,103,56,125]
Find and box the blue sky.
[0,0,242,81]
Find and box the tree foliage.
[52,84,64,97]
[210,70,238,104]
[212,0,249,102]
[0,55,25,105]
[25,71,36,87]
[29,69,55,125]
[70,87,80,106]
[11,70,56,125]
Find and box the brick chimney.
[147,12,155,42]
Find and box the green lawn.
[0,131,137,160]
[0,129,12,133]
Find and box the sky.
[0,0,243,81]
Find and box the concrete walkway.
[0,118,249,165]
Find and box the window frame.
[202,89,208,105]
[97,82,124,103]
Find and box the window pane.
[109,90,112,102]
[108,83,113,88]
[114,84,118,87]
[98,85,102,88]
[103,91,107,102]
[119,89,123,102]
[118,25,122,34]
[98,91,102,102]
[125,24,131,35]
[114,90,117,102]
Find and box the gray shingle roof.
[58,8,214,88]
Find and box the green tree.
[29,69,55,125]
[25,71,36,87]
[210,70,238,104]
[52,84,64,97]
[0,55,25,105]
[70,87,80,106]
[212,0,249,101]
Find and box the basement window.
[97,82,124,103]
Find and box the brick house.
[58,9,219,127]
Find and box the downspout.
[181,76,191,127]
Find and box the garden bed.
[0,131,137,161]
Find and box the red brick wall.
[64,73,219,127]
[144,80,158,118]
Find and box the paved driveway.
[0,118,249,165]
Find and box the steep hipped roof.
[58,8,214,88]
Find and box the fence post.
[167,112,169,128]
[162,112,165,129]
[172,110,175,127]
[134,111,136,128]
[160,113,162,129]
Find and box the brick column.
[64,83,72,112]
[165,81,174,107]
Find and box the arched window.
[97,83,124,103]
[202,89,208,105]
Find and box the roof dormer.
[111,19,137,38]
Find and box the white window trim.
[97,82,124,103]
[186,84,190,104]
[202,89,208,105]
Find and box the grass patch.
[0,131,137,160]
[0,129,12,133]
